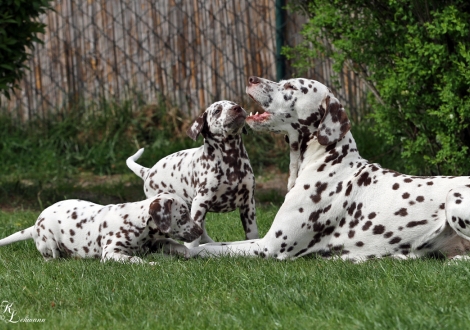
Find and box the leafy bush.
[0,97,194,179]
[286,0,470,175]
[0,96,290,180]
[0,0,52,99]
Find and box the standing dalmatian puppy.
[127,101,258,248]
[189,76,470,261]
[0,193,203,262]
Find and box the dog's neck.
[203,134,247,158]
[287,131,363,190]
[285,128,318,191]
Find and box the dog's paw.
[447,255,470,265]
[164,244,191,259]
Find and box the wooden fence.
[1,0,370,122]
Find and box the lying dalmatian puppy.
[189,76,470,261]
[127,101,258,248]
[0,193,203,262]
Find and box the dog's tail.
[0,226,34,246]
[126,148,149,180]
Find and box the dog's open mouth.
[247,111,271,121]
[246,94,271,122]
[224,114,246,128]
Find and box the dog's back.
[127,147,202,201]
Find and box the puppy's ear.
[149,198,173,233]
[186,112,207,141]
[317,95,351,146]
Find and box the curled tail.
[126,148,149,180]
[0,226,34,246]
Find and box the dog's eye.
[214,109,221,115]
[284,83,297,90]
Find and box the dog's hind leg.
[446,187,470,242]
[101,248,145,263]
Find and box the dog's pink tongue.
[247,112,270,121]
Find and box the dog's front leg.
[239,189,259,240]
[101,249,145,264]
[287,153,299,191]
[287,132,301,191]
[185,195,214,248]
[189,239,267,258]
[151,238,190,258]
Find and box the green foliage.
[350,118,405,173]
[244,130,290,174]
[286,0,470,175]
[0,95,290,210]
[0,0,53,99]
[0,97,199,180]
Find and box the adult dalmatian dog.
[127,101,258,248]
[189,76,470,261]
[0,193,203,262]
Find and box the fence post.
[275,0,286,81]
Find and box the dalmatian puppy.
[189,76,470,261]
[126,101,258,248]
[0,193,203,262]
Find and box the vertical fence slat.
[1,0,369,120]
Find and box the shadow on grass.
[0,175,287,212]
[0,176,145,211]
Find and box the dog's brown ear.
[317,95,351,146]
[186,112,207,141]
[149,198,173,233]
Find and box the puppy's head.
[149,193,203,242]
[245,76,350,146]
[186,101,248,141]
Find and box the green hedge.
[286,0,470,175]
[0,0,52,99]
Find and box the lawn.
[0,105,465,329]
[1,206,470,329]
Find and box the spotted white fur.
[189,76,470,261]
[127,101,258,248]
[0,193,203,262]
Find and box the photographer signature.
[0,300,46,323]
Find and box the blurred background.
[1,0,368,121]
[2,0,468,210]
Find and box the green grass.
[0,95,438,329]
[0,173,145,211]
[1,208,470,329]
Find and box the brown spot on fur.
[362,221,372,231]
[373,225,385,235]
[394,208,408,217]
[406,220,428,227]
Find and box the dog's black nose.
[231,105,242,112]
[248,76,261,86]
